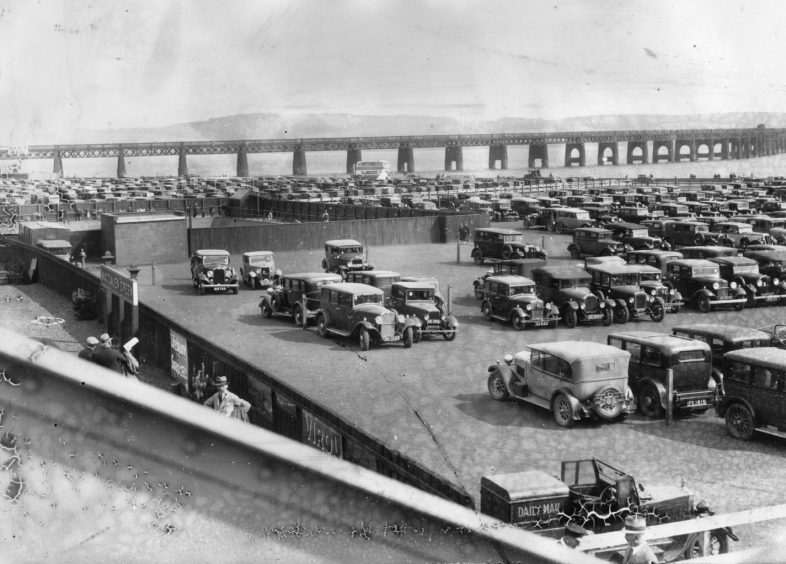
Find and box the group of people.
[78,333,139,379]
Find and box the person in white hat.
[203,376,251,420]
[78,336,100,362]
[622,514,657,564]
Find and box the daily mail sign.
[101,265,138,305]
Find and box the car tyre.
[443,326,457,341]
[293,304,304,327]
[522,218,531,229]
[552,393,575,428]
[649,298,665,322]
[487,372,510,401]
[613,304,629,324]
[261,301,273,318]
[555,222,564,234]
[594,387,624,420]
[601,307,612,326]
[502,244,514,260]
[358,327,370,351]
[746,291,756,308]
[481,301,493,320]
[413,328,422,343]
[733,300,745,311]
[316,314,329,338]
[725,403,755,440]
[473,285,484,300]
[473,250,484,265]
[638,382,664,418]
[403,327,413,348]
[198,284,205,296]
[563,307,578,328]
[697,295,712,313]
[512,315,525,331]
[232,287,239,295]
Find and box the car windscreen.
[674,350,710,363]
[202,255,229,267]
[732,264,759,274]
[692,266,719,277]
[248,255,272,266]
[353,293,382,305]
[629,229,649,237]
[405,289,435,300]
[609,274,640,285]
[338,247,363,255]
[502,234,523,243]
[509,285,534,296]
[639,272,660,281]
[561,279,588,288]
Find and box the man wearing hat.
[204,376,251,420]
[92,333,126,374]
[621,514,658,564]
[78,336,100,362]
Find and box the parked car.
[663,259,747,312]
[389,281,458,341]
[471,258,547,299]
[471,227,546,263]
[486,341,635,427]
[490,199,519,222]
[567,227,631,259]
[605,221,665,250]
[712,221,772,249]
[344,270,401,303]
[543,207,594,233]
[189,249,239,295]
[530,265,613,328]
[625,261,684,314]
[321,239,374,278]
[240,250,275,289]
[616,205,652,223]
[584,261,666,323]
[314,283,420,350]
[716,347,786,440]
[259,272,342,325]
[662,220,721,248]
[743,249,786,281]
[679,246,738,260]
[479,275,560,329]
[625,249,684,275]
[707,256,784,307]
[607,331,717,418]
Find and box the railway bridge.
[2,126,785,177]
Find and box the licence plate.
[216,286,226,291]
[533,320,548,326]
[586,314,602,320]
[766,295,779,302]
[687,399,707,407]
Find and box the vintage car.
[769,227,786,244]
[531,266,612,328]
[480,459,733,559]
[743,248,786,280]
[479,275,560,329]
[472,258,547,299]
[584,261,666,323]
[624,262,683,314]
[240,250,275,288]
[567,227,631,259]
[678,245,738,260]
[189,249,239,295]
[486,341,635,427]
[344,270,401,303]
[490,199,519,222]
[471,227,546,263]
[663,259,747,313]
[662,220,720,248]
[543,207,594,234]
[717,347,786,440]
[625,249,684,274]
[259,272,342,325]
[314,283,420,350]
[616,205,652,224]
[605,221,665,251]
[388,281,457,341]
[321,239,374,278]
[607,332,717,418]
[708,256,784,307]
[712,221,772,248]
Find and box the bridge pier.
[445,145,463,171]
[528,144,549,168]
[676,139,695,162]
[53,148,63,176]
[488,144,508,169]
[293,148,307,176]
[117,146,126,178]
[597,142,619,165]
[178,144,188,176]
[626,141,648,165]
[236,144,249,177]
[652,140,674,163]
[564,143,585,167]
[346,148,362,174]
[397,146,414,173]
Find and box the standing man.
[78,336,99,362]
[203,376,251,420]
[78,247,87,268]
[621,515,658,564]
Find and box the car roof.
[525,341,629,363]
[608,331,711,352]
[553,207,590,213]
[672,324,771,342]
[195,249,230,255]
[708,256,758,266]
[585,262,646,275]
[715,221,751,228]
[745,249,786,259]
[680,246,736,254]
[627,249,684,259]
[485,275,535,285]
[392,281,438,290]
[242,251,273,258]
[669,259,719,267]
[347,270,400,278]
[284,272,343,282]
[610,222,650,230]
[474,227,521,235]
[724,347,786,368]
[531,265,592,279]
[575,227,612,234]
[325,239,363,247]
[323,282,383,295]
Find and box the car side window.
[728,361,751,383]
[625,342,642,361]
[752,366,775,389]
[641,346,661,367]
[530,350,543,370]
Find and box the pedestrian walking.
[78,336,100,362]
[78,247,86,268]
[322,209,330,222]
[621,515,658,564]
[203,376,251,420]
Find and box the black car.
[471,227,546,263]
[479,275,560,329]
[531,266,612,328]
[663,259,747,313]
[584,261,666,323]
[606,222,665,251]
[708,256,784,307]
[259,272,343,325]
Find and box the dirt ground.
[0,282,172,392]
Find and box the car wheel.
[232,287,239,295]
[473,250,484,265]
[403,327,414,348]
[697,295,712,313]
[563,307,578,329]
[638,382,664,418]
[511,315,526,331]
[271,296,281,312]
[487,371,510,401]
[502,244,513,260]
[740,238,749,249]
[473,285,484,300]
[546,221,555,232]
[552,393,575,428]
[601,307,612,326]
[443,326,457,341]
[358,327,370,351]
[555,222,564,234]
[569,246,580,259]
[293,304,304,327]
[522,218,531,229]
[550,314,560,329]
[198,284,205,296]
[316,314,329,338]
[481,301,493,320]
[594,387,624,420]
[260,301,273,318]
[613,304,629,324]
[412,328,422,343]
[734,300,745,311]
[693,233,705,245]
[649,299,665,322]
[725,403,755,440]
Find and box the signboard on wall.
[170,329,188,392]
[302,409,343,459]
[100,265,138,305]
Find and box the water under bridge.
[2,127,785,177]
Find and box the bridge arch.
[397,145,414,173]
[528,144,549,168]
[597,142,618,165]
[444,145,463,171]
[652,140,673,163]
[488,144,508,170]
[564,143,585,167]
[676,140,695,162]
[626,141,648,165]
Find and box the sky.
[1,0,785,145]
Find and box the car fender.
[259,293,274,308]
[639,378,668,409]
[567,243,579,252]
[692,288,715,300]
[402,316,421,329]
[511,306,527,320]
[488,363,516,391]
[565,300,579,310]
[603,298,617,309]
[446,314,459,328]
[717,395,757,420]
[672,290,683,302]
[551,388,582,419]
[733,287,747,298]
[614,298,628,309]
[354,320,379,335]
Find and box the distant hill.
[69,112,786,144]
